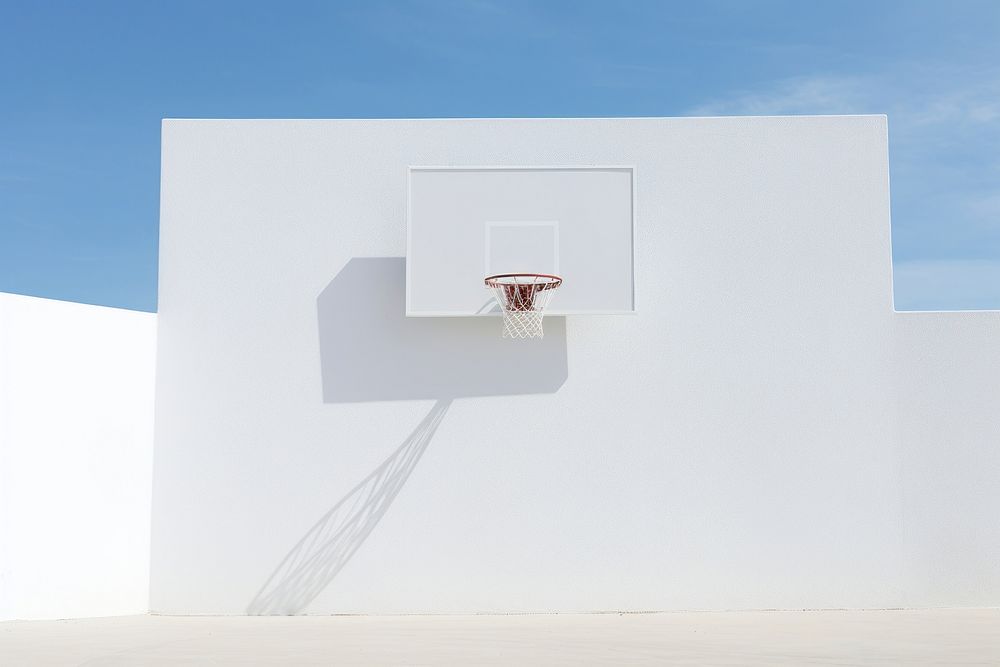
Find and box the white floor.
[1,609,999,666]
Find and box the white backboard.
[406,166,636,316]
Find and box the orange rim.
[484,273,563,290]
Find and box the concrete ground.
[1,609,998,666]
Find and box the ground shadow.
[247,258,567,614]
[247,399,451,615]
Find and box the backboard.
[406,166,636,316]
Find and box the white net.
[485,274,562,339]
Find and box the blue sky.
[2,0,998,312]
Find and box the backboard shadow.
[245,258,567,614]
[317,257,567,403]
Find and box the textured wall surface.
[894,312,1000,607]
[152,117,1000,614]
[0,293,156,621]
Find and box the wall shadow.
[247,399,451,615]
[317,257,568,402]
[247,257,567,614]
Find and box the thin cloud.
[686,70,1000,133]
[965,192,1000,222]
[687,75,875,117]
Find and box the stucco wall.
[894,311,1000,607]
[0,293,156,621]
[151,117,999,614]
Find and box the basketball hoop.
[484,273,563,339]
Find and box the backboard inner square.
[485,222,559,278]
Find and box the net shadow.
[246,399,451,615]
[247,257,567,614]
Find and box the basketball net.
[484,274,562,339]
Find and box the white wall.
[152,117,1000,614]
[0,293,156,621]
[894,311,1000,607]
